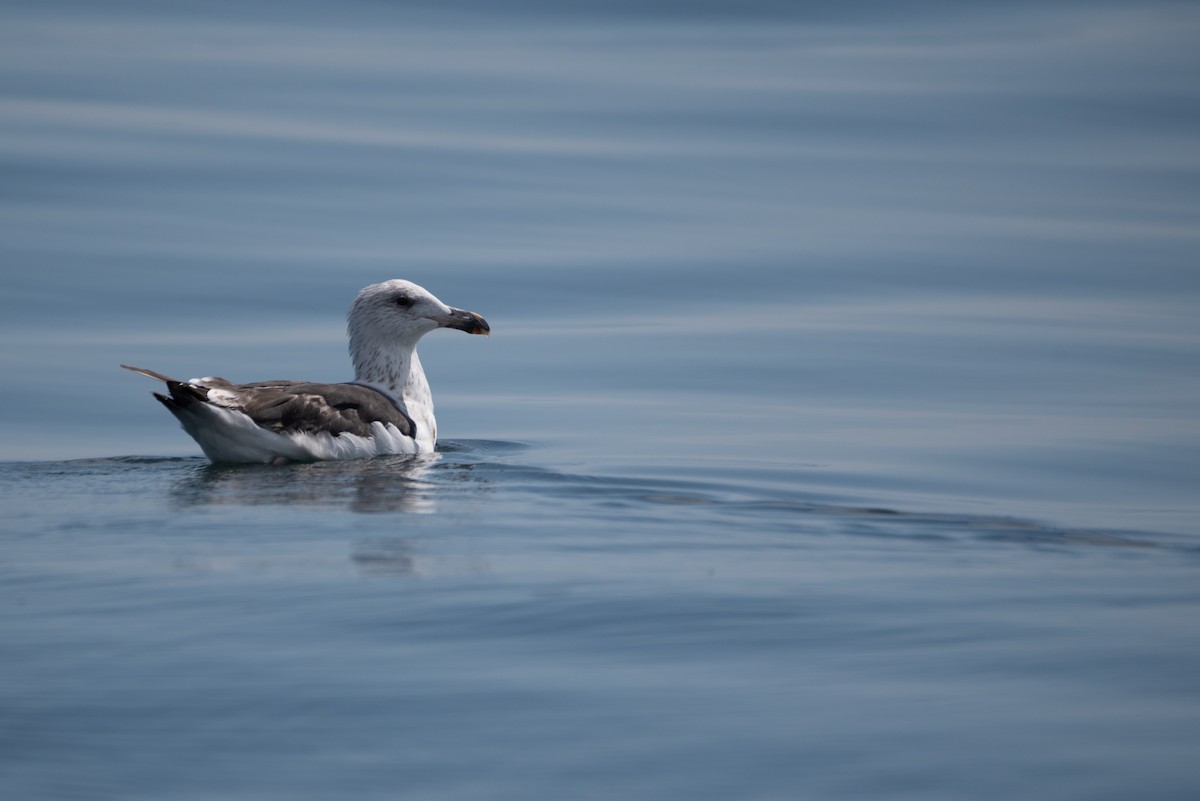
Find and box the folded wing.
[121,365,416,440]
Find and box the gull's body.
[124,280,489,464]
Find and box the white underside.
[174,402,431,464]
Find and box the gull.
[123,279,489,464]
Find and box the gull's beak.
[429,308,490,335]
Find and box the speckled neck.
[349,338,437,446]
[351,337,414,394]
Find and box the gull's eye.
[393,295,413,308]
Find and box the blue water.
[2,2,1200,798]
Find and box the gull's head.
[349,279,490,350]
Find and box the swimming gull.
[123,279,489,464]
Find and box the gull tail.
[120,364,207,411]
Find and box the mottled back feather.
[121,366,416,440]
[212,382,416,439]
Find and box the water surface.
[2,2,1199,799]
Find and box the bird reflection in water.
[165,442,519,577]
[170,453,443,514]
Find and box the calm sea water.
[2,2,1199,799]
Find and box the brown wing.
[226,382,416,439]
[122,365,415,440]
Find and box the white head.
[347,279,489,382]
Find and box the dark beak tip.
[440,309,489,335]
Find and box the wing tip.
[152,391,179,410]
[121,364,176,383]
